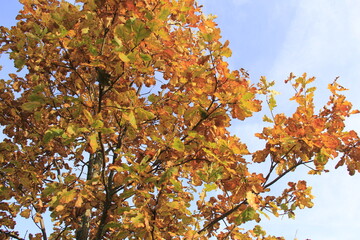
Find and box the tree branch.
[198,199,247,234]
[0,230,25,240]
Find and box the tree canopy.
[0,0,359,239]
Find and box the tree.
[0,0,359,239]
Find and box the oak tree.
[0,0,359,239]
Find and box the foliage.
[0,0,359,239]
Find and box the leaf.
[20,209,31,218]
[172,137,185,152]
[118,52,130,63]
[131,213,144,228]
[132,19,151,45]
[74,196,83,208]
[258,209,270,220]
[135,108,155,120]
[159,8,170,20]
[22,101,42,111]
[127,111,137,129]
[88,133,98,152]
[92,119,104,129]
[55,204,65,212]
[268,95,277,111]
[83,109,94,124]
[262,115,273,123]
[246,191,258,210]
[81,27,89,34]
[167,201,180,209]
[59,190,77,204]
[66,125,76,136]
[204,183,217,192]
[221,47,232,57]
[140,53,152,62]
[28,94,45,103]
[241,207,256,222]
[14,57,25,70]
[43,128,64,143]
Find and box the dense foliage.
[0,0,359,239]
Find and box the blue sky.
[200,1,360,240]
[1,1,360,239]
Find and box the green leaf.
[22,101,42,111]
[268,95,277,111]
[119,190,135,200]
[172,137,184,152]
[159,8,170,20]
[258,209,270,220]
[221,47,232,57]
[242,207,256,222]
[204,183,217,192]
[113,35,123,47]
[253,225,266,237]
[131,213,144,224]
[28,94,45,103]
[14,57,25,71]
[92,120,104,129]
[148,94,157,103]
[43,128,64,144]
[127,111,137,129]
[133,19,151,45]
[262,115,273,123]
[135,108,155,121]
[104,222,121,230]
[99,127,115,134]
[140,53,152,62]
[115,24,131,42]
[170,178,182,191]
[199,107,208,119]
[202,32,214,42]
[66,125,76,136]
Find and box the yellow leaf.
[246,191,258,210]
[33,213,42,223]
[127,111,137,129]
[88,133,98,152]
[262,115,273,123]
[81,27,89,34]
[167,201,180,209]
[20,209,31,218]
[66,125,76,136]
[55,205,65,212]
[83,109,93,124]
[172,137,185,152]
[74,196,83,208]
[118,52,130,63]
[59,190,77,204]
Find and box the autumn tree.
[0,0,359,239]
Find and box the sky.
[200,1,360,240]
[1,1,360,240]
